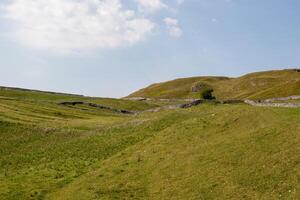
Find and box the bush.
[200,88,215,100]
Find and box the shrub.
[200,88,215,100]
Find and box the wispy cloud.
[135,0,167,13]
[211,18,218,23]
[164,17,183,38]
[177,0,185,5]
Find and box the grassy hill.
[0,87,159,199]
[128,69,300,100]
[0,74,300,200]
[47,105,300,200]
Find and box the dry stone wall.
[245,95,300,108]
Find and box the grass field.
[0,85,300,200]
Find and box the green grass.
[45,105,300,200]
[0,85,300,200]
[0,88,162,199]
[128,69,300,100]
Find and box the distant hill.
[128,69,300,100]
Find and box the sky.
[0,0,300,98]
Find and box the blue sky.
[0,0,300,97]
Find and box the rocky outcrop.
[191,83,208,93]
[142,100,205,113]
[123,97,149,101]
[59,102,135,114]
[245,99,300,108]
[180,100,204,108]
[263,95,300,102]
[60,99,207,115]
[221,100,244,104]
[156,98,197,102]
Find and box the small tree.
[200,88,215,100]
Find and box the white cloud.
[177,0,185,5]
[1,0,155,53]
[211,18,218,23]
[164,17,178,26]
[164,17,182,38]
[168,26,182,38]
[135,0,167,13]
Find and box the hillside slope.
[128,69,300,100]
[0,86,299,199]
[0,87,159,199]
[47,105,300,200]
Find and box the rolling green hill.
[0,70,300,200]
[128,69,300,100]
[0,87,160,200]
[47,105,300,200]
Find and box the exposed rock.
[60,101,84,106]
[124,97,149,101]
[221,100,244,104]
[191,83,207,93]
[180,100,204,108]
[244,99,300,108]
[59,101,135,114]
[142,100,205,113]
[156,98,197,102]
[264,95,300,102]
